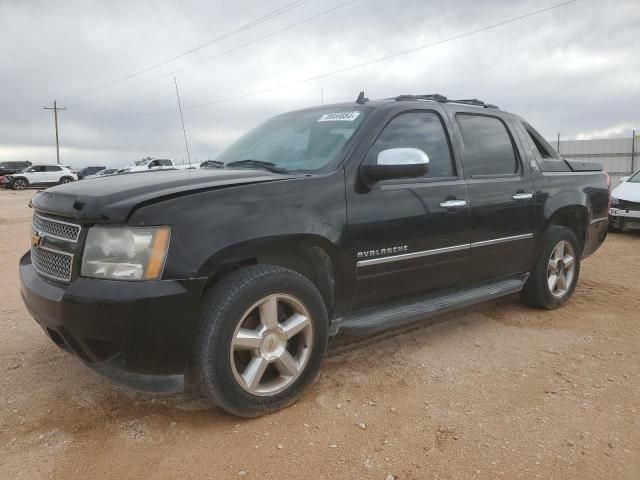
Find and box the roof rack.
[394,94,498,109]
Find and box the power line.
[89,0,579,120]
[69,0,359,107]
[62,0,315,103]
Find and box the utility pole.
[632,129,636,173]
[44,100,66,164]
[173,77,192,167]
[557,132,560,154]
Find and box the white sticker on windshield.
[317,111,361,122]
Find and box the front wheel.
[521,226,581,309]
[12,178,27,190]
[59,177,73,184]
[193,265,328,417]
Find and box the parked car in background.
[5,164,77,190]
[77,166,106,179]
[84,168,118,179]
[609,169,640,231]
[128,158,175,172]
[0,161,32,176]
[1,161,32,185]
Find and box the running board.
[332,274,529,335]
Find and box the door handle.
[512,193,533,200]
[440,199,468,208]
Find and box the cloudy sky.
[1,0,639,168]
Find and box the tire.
[59,176,73,184]
[521,226,581,310]
[193,265,328,417]
[12,178,27,190]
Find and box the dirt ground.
[0,188,638,480]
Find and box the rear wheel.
[521,226,581,309]
[12,178,27,190]
[194,265,328,417]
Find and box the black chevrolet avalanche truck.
[20,94,609,417]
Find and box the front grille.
[618,199,640,211]
[32,212,81,242]
[31,246,73,282]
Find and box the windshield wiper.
[225,159,290,174]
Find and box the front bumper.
[609,207,640,230]
[19,252,207,393]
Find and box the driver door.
[27,166,47,185]
[347,108,471,310]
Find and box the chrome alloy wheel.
[230,294,313,396]
[547,240,576,298]
[13,179,26,190]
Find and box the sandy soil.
[0,188,638,480]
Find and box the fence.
[547,134,637,184]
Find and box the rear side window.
[523,122,558,160]
[456,114,518,177]
[368,111,454,179]
[45,166,61,172]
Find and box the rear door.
[347,106,471,310]
[44,165,62,183]
[447,109,536,282]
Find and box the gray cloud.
[1,0,639,168]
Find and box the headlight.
[611,197,620,207]
[81,226,170,280]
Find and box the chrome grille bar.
[31,246,74,283]
[32,212,81,243]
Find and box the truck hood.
[31,168,297,223]
[612,181,640,203]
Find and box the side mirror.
[362,148,429,183]
[619,176,629,183]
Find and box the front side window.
[456,114,518,177]
[366,111,454,179]
[45,166,61,172]
[217,107,370,173]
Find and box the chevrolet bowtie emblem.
[31,231,44,248]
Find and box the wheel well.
[203,243,336,317]
[547,207,587,252]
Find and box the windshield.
[216,107,370,173]
[628,170,640,183]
